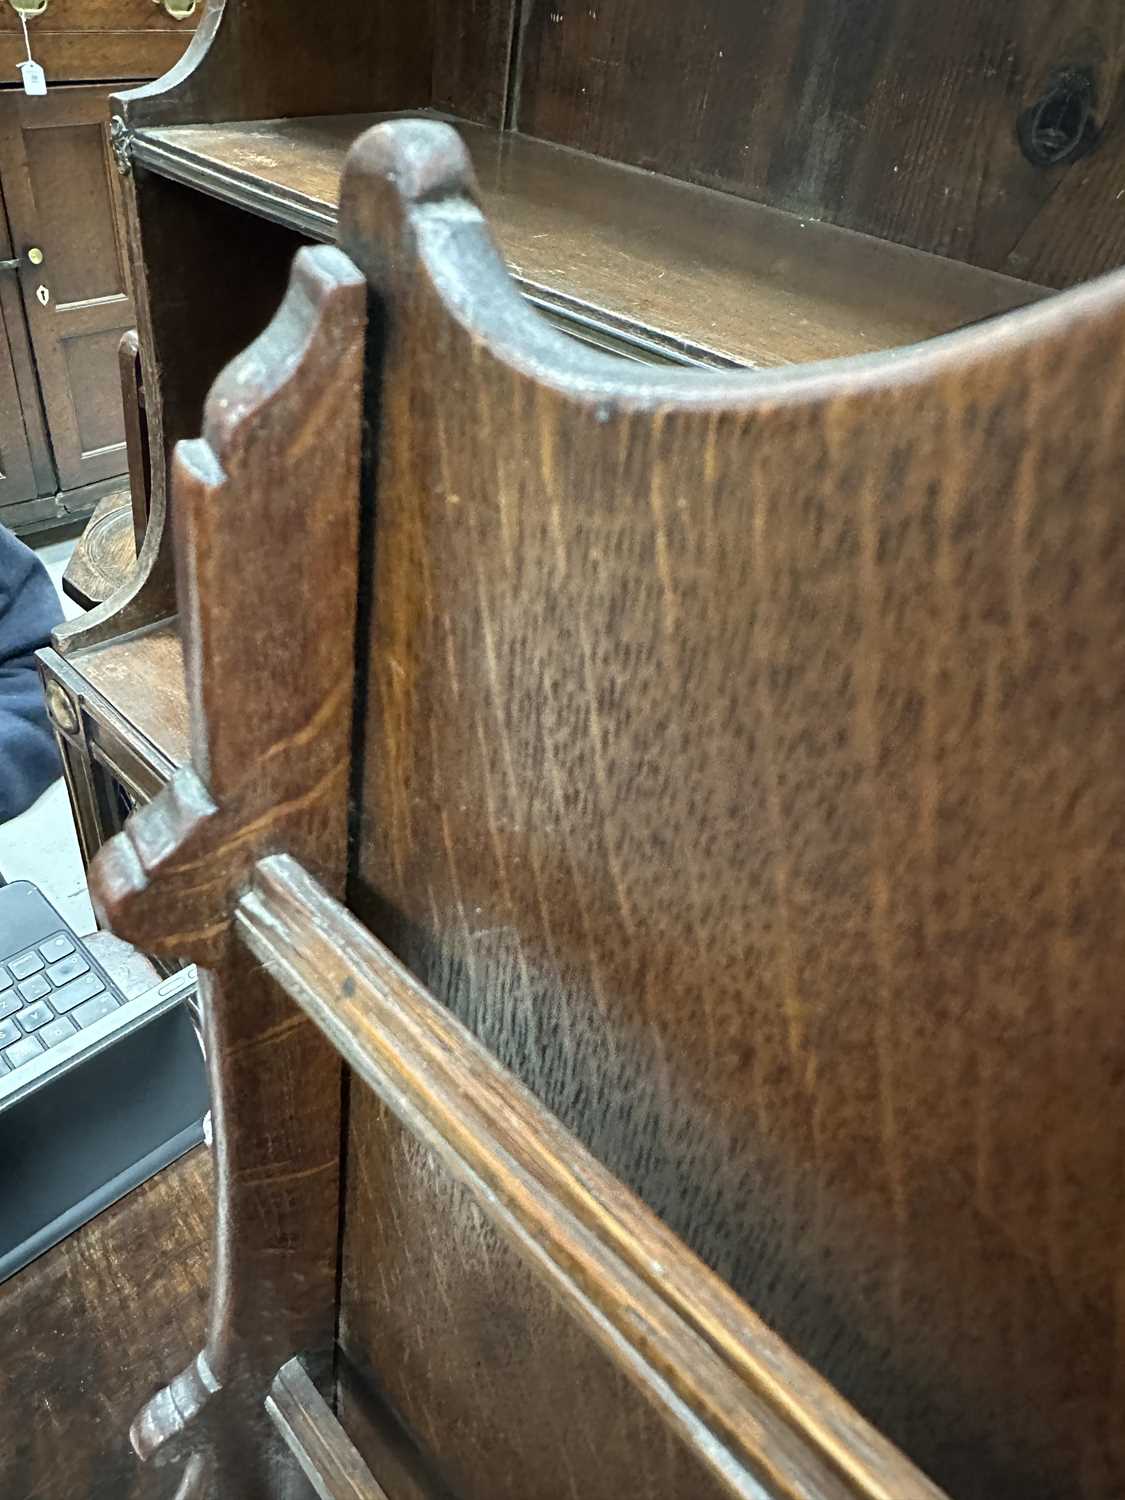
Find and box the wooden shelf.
[76,619,191,769]
[131,113,1049,371]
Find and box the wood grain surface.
[431,0,519,127]
[337,118,1125,1500]
[0,32,189,84]
[517,0,1125,288]
[0,1149,213,1500]
[266,1357,390,1500]
[77,620,191,767]
[241,853,948,1500]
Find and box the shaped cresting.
[88,119,1125,1500]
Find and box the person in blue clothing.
[0,524,61,822]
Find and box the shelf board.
[131,113,1049,371]
[76,619,191,770]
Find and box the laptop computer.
[0,879,209,1282]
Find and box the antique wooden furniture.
[0,0,194,84]
[0,4,193,536]
[64,105,1125,1500]
[42,0,1125,879]
[26,3,1125,1498]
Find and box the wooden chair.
[89,118,1125,1500]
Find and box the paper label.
[19,61,46,96]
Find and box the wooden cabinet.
[0,176,51,511]
[30,4,1125,1500]
[0,0,194,84]
[0,311,40,509]
[0,87,136,494]
[0,8,193,536]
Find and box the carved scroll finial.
[337,118,484,288]
[345,116,479,209]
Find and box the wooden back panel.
[429,0,1125,289]
[511,0,1125,289]
[335,121,1125,1500]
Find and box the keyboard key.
[52,972,105,1014]
[0,967,11,992]
[3,1034,43,1070]
[39,934,75,964]
[17,1001,55,1032]
[38,1015,76,1049]
[70,992,120,1030]
[9,951,43,980]
[0,992,20,1021]
[18,974,50,1003]
[0,1017,20,1049]
[47,953,89,987]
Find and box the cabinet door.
[0,313,40,511]
[0,85,135,493]
[0,182,53,512]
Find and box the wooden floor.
[0,1148,212,1500]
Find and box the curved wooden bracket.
[88,243,366,1499]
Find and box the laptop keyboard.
[0,933,117,1076]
